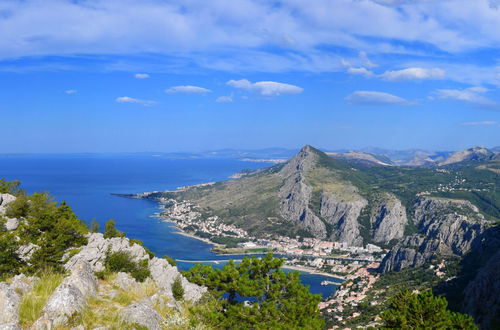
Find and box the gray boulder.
[148,257,206,302]
[65,233,149,272]
[10,274,36,294]
[0,324,21,330]
[121,298,164,330]
[33,262,97,328]
[0,283,21,325]
[113,272,138,290]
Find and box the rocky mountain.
[438,146,496,166]
[145,145,414,247]
[143,145,498,251]
[379,197,487,272]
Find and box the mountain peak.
[279,145,323,176]
[439,146,494,166]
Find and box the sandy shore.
[283,265,345,280]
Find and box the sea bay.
[0,153,339,298]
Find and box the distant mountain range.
[144,145,500,168]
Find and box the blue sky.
[0,0,499,153]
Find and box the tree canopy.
[379,289,477,329]
[184,253,324,329]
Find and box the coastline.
[152,205,345,283]
[282,265,345,281]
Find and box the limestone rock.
[10,274,36,295]
[0,324,21,330]
[148,257,206,302]
[3,218,19,231]
[320,191,367,247]
[0,194,19,231]
[370,193,407,244]
[113,272,138,290]
[65,233,149,272]
[120,298,164,330]
[33,262,97,328]
[379,197,485,273]
[17,242,39,262]
[0,194,16,215]
[0,283,21,325]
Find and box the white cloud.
[345,91,412,106]
[3,0,500,74]
[460,121,497,126]
[134,73,150,79]
[115,96,156,106]
[358,51,378,68]
[347,67,374,77]
[381,67,446,81]
[227,79,303,96]
[165,86,211,94]
[216,96,233,103]
[432,87,497,107]
[65,89,77,94]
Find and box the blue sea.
[0,153,339,298]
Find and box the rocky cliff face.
[463,249,500,329]
[277,146,367,246]
[278,148,327,238]
[370,193,407,244]
[276,146,412,247]
[320,192,366,246]
[379,197,486,273]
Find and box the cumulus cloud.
[216,96,233,103]
[115,96,156,106]
[460,121,497,126]
[345,91,412,106]
[227,79,303,96]
[134,73,150,79]
[65,89,77,94]
[381,67,446,81]
[165,85,211,94]
[347,67,374,77]
[432,87,497,107]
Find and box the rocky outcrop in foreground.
[1,233,206,329]
[379,197,486,273]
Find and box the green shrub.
[103,251,151,282]
[103,219,125,239]
[0,179,23,195]
[163,255,177,266]
[172,275,185,301]
[0,232,25,280]
[89,220,100,233]
[379,289,477,329]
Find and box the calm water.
[0,154,338,298]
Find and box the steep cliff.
[379,197,486,273]
[370,193,407,244]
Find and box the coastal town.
[150,196,391,318]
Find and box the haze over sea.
[0,153,338,298]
